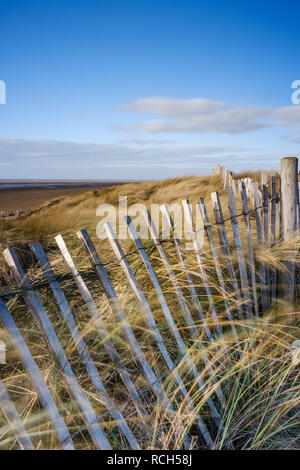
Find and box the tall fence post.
[280,157,298,303]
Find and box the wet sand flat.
[0,181,127,212]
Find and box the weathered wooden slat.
[278,174,283,241]
[160,204,214,343]
[0,377,35,450]
[182,199,222,336]
[226,188,253,317]
[0,297,74,450]
[210,192,243,320]
[3,247,112,450]
[252,183,263,242]
[262,184,270,304]
[54,234,146,422]
[298,182,300,231]
[270,176,277,305]
[211,193,227,256]
[124,216,225,424]
[104,222,214,448]
[261,173,268,235]
[240,183,259,318]
[76,230,175,417]
[276,201,280,242]
[262,184,269,245]
[29,242,140,450]
[198,198,241,345]
[271,176,277,245]
[252,182,268,313]
[261,171,268,188]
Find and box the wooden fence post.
[280,157,298,303]
[280,157,298,237]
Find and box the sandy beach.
[0,181,127,213]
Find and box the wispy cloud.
[0,138,266,179]
[120,136,174,145]
[115,96,300,135]
[282,132,300,144]
[118,97,226,116]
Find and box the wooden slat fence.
[0,157,298,450]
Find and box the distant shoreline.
[0,182,129,190]
[0,180,132,213]
[0,179,137,189]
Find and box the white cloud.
[120,136,174,145]
[132,107,272,133]
[0,138,263,179]
[118,97,225,116]
[274,105,300,125]
[115,96,300,135]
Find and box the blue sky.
[0,0,300,179]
